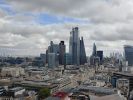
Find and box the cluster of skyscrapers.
[45,27,87,68]
[44,27,133,68]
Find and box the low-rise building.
[14,80,59,93]
[0,87,25,100]
[1,67,25,77]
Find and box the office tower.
[50,41,53,52]
[97,50,103,64]
[40,53,46,66]
[48,53,56,68]
[46,49,48,63]
[69,31,73,56]
[92,43,97,56]
[49,41,59,54]
[90,43,96,66]
[80,37,87,65]
[46,41,59,67]
[90,56,100,66]
[90,56,94,65]
[119,61,123,72]
[47,41,59,54]
[69,27,80,65]
[59,41,66,65]
[40,53,46,60]
[124,45,133,66]
[90,43,100,66]
[64,53,72,65]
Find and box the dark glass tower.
[92,43,97,56]
[124,45,133,66]
[59,41,66,65]
[80,37,87,65]
[97,50,103,64]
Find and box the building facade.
[97,50,103,64]
[59,41,66,65]
[64,53,72,65]
[124,45,133,66]
[92,43,97,56]
[46,41,59,67]
[80,37,87,65]
[48,53,56,68]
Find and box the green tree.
[38,88,50,99]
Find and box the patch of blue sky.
[36,13,62,24]
[36,13,89,25]
[0,0,5,4]
[63,17,89,24]
[0,0,15,15]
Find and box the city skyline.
[0,0,133,56]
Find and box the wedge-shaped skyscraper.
[80,37,87,65]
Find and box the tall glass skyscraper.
[59,41,66,65]
[92,43,97,56]
[97,50,103,64]
[69,27,80,65]
[48,53,56,68]
[124,45,133,66]
[80,37,87,65]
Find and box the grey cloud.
[6,0,88,13]
[5,0,133,23]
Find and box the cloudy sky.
[0,0,133,56]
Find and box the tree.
[38,88,50,99]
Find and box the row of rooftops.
[0,86,24,92]
[9,87,24,92]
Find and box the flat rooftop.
[113,72,133,77]
[9,87,24,92]
[90,94,124,100]
[78,86,117,95]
